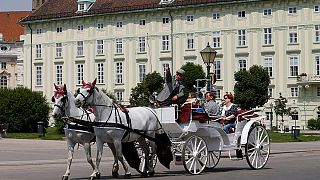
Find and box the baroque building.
[20,0,320,130]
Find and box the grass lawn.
[268,131,320,142]
[6,127,65,140]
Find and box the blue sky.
[0,0,32,11]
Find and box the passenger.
[202,91,220,116]
[157,67,187,107]
[220,93,238,133]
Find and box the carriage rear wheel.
[245,125,270,169]
[182,135,208,175]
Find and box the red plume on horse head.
[81,78,97,88]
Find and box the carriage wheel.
[205,150,221,169]
[245,125,270,169]
[182,135,208,175]
[136,142,157,174]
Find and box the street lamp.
[270,102,274,130]
[298,84,309,129]
[200,42,217,91]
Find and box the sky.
[0,0,32,11]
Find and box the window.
[162,35,169,51]
[1,62,7,69]
[138,37,146,53]
[139,19,145,26]
[266,112,273,121]
[289,26,298,44]
[186,33,194,49]
[264,56,273,77]
[291,111,299,120]
[215,89,221,99]
[238,30,246,46]
[116,21,123,28]
[238,10,246,17]
[162,17,170,24]
[77,41,84,56]
[116,62,123,84]
[290,87,299,97]
[97,63,104,84]
[76,64,84,85]
[315,5,320,12]
[316,55,320,75]
[212,13,220,20]
[115,91,123,102]
[263,9,272,16]
[162,63,170,78]
[115,38,123,54]
[0,76,7,89]
[79,3,85,11]
[56,65,63,85]
[36,66,42,86]
[35,44,42,58]
[289,56,299,76]
[97,23,104,29]
[212,31,221,48]
[214,60,221,80]
[288,7,297,14]
[56,27,62,33]
[56,43,62,57]
[317,87,320,96]
[186,15,194,22]
[263,28,272,45]
[315,25,320,42]
[138,64,146,82]
[96,40,104,55]
[268,88,273,97]
[239,59,247,71]
[77,25,84,31]
[36,28,42,34]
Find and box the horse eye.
[51,96,55,103]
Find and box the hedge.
[307,119,320,130]
[0,87,50,133]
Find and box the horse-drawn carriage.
[52,79,270,179]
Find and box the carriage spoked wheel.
[135,142,157,174]
[245,125,270,169]
[182,135,208,175]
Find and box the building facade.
[20,0,320,130]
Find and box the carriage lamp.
[200,42,217,91]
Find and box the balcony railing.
[297,74,320,82]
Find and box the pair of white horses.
[52,79,164,180]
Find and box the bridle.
[77,85,95,104]
[52,92,68,114]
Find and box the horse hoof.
[124,173,131,178]
[112,171,119,178]
[90,176,96,180]
[96,172,101,179]
[61,176,68,180]
[140,173,148,177]
[148,171,155,177]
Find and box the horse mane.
[95,88,113,106]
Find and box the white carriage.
[154,105,270,175]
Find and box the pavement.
[0,138,320,166]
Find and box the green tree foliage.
[0,87,50,133]
[274,93,291,121]
[129,71,164,106]
[234,65,270,109]
[181,62,206,95]
[307,118,320,130]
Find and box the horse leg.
[147,139,157,176]
[137,138,150,177]
[113,141,131,178]
[107,142,119,178]
[84,142,100,180]
[91,138,103,180]
[62,140,75,180]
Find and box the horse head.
[75,78,97,107]
[52,83,68,117]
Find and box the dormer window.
[77,0,96,12]
[160,0,175,4]
[79,3,85,11]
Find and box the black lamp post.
[200,42,217,91]
[270,102,273,130]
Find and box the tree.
[274,93,291,123]
[234,65,270,109]
[181,62,206,95]
[129,71,164,106]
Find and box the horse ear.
[54,83,58,90]
[92,78,97,86]
[63,84,67,92]
[82,80,86,86]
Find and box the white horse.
[52,84,100,180]
[75,79,166,178]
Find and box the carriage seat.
[177,102,210,123]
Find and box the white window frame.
[162,35,169,51]
[316,87,320,96]
[139,19,146,26]
[97,23,104,29]
[97,63,104,84]
[36,28,42,34]
[116,21,123,28]
[1,62,7,69]
[96,40,104,55]
[56,27,62,33]
[77,41,84,56]
[214,60,221,80]
[212,31,221,48]
[263,28,272,45]
[238,59,247,71]
[56,65,63,85]
[138,37,146,53]
[78,3,85,11]
[316,55,320,75]
[162,17,170,24]
[56,43,62,58]
[315,5,320,12]
[0,75,7,89]
[289,26,298,44]
[115,62,123,84]
[263,8,272,16]
[77,25,84,31]
[162,63,170,78]
[138,64,146,82]
[36,66,42,86]
[215,89,222,99]
[264,56,273,77]
[35,44,42,58]
[289,56,299,77]
[186,15,194,22]
[290,87,299,97]
[115,38,123,54]
[212,13,220,20]
[186,33,194,50]
[238,10,246,18]
[76,64,84,85]
[115,91,124,102]
[238,29,246,46]
[315,25,320,42]
[288,7,297,14]
[268,88,273,97]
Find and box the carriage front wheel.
[182,135,208,175]
[245,125,270,169]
